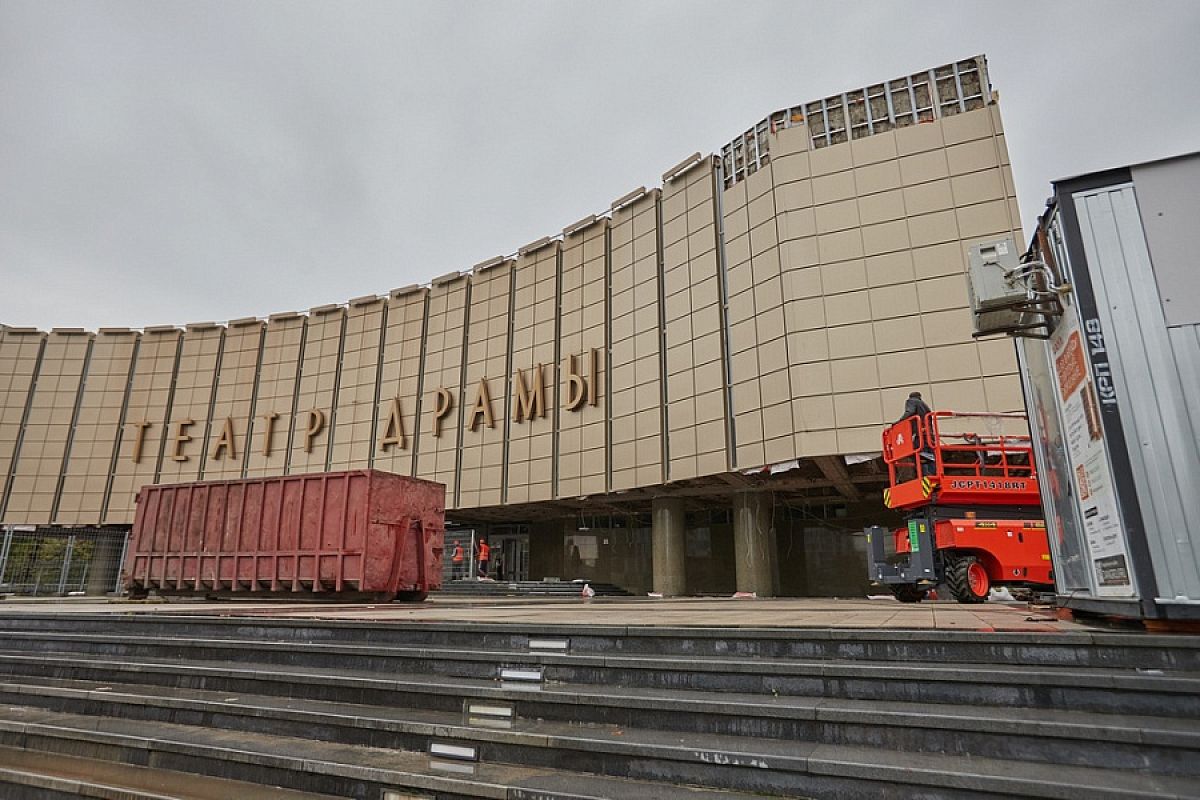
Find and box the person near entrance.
[451,539,464,580]
[477,538,490,579]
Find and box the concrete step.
[0,704,787,800]
[0,745,343,800]
[5,631,1197,718]
[1,703,1195,800]
[2,664,1197,778]
[1,613,1196,670]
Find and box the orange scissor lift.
[865,411,1053,603]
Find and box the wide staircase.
[0,612,1196,799]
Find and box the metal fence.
[0,527,129,597]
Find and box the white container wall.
[1017,153,1200,620]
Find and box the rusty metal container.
[124,469,444,601]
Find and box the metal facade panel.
[55,333,138,524]
[205,323,264,480]
[328,302,385,472]
[374,291,426,478]
[459,262,512,508]
[663,162,728,479]
[243,317,304,478]
[415,279,468,505]
[607,194,663,492]
[0,332,45,522]
[289,310,344,475]
[505,248,558,504]
[555,224,607,501]
[1074,185,1200,602]
[106,330,182,523]
[1132,155,1200,326]
[4,333,92,524]
[157,327,223,485]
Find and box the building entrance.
[488,525,530,583]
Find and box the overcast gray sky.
[2,0,1197,331]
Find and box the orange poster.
[1054,330,1087,401]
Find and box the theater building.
[0,56,1024,597]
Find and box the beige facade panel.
[204,321,264,480]
[770,104,1021,461]
[106,329,182,522]
[665,162,728,480]
[417,278,468,505]
[460,261,512,508]
[724,153,792,469]
[506,245,557,503]
[556,221,606,500]
[0,330,46,521]
[609,191,663,491]
[374,289,427,478]
[156,326,223,485]
[55,331,138,524]
[243,315,305,478]
[4,331,92,523]
[289,308,345,475]
[329,299,385,472]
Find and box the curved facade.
[0,56,1024,595]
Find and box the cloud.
[1,0,1197,329]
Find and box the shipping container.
[970,152,1200,621]
[124,469,444,601]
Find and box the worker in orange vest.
[451,540,464,580]
[477,539,490,579]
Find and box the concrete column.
[733,492,776,596]
[651,497,687,596]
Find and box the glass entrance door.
[488,525,530,583]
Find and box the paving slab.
[0,595,1089,633]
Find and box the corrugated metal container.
[1016,152,1200,621]
[125,469,445,601]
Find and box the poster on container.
[1050,313,1134,596]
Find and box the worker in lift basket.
[898,391,936,472]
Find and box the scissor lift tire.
[947,554,989,604]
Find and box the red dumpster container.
[124,469,444,601]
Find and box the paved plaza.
[0,594,1082,633]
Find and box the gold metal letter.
[129,421,151,464]
[379,397,407,451]
[210,416,238,461]
[170,419,194,462]
[564,353,587,411]
[512,364,546,423]
[589,347,600,407]
[303,409,325,453]
[468,378,495,431]
[431,388,453,438]
[260,412,279,457]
